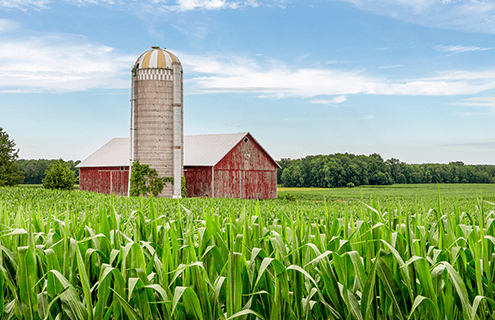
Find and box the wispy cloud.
[0,0,261,11]
[0,0,49,11]
[179,51,495,98]
[378,65,403,69]
[338,0,495,34]
[0,19,19,32]
[443,142,495,148]
[173,0,259,11]
[325,60,352,65]
[311,96,347,104]
[3,29,495,98]
[436,45,492,53]
[457,97,495,110]
[282,115,375,122]
[0,33,134,92]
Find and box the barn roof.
[77,132,280,168]
[76,138,130,168]
[185,132,248,166]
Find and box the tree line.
[277,153,495,187]
[17,159,80,184]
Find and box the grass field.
[1,184,495,319]
[279,183,495,201]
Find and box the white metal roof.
[76,138,130,168]
[184,132,247,166]
[77,132,280,168]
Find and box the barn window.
[244,137,249,143]
[120,166,124,171]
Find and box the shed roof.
[77,132,280,168]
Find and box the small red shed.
[77,132,280,199]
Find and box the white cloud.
[457,97,495,110]
[175,0,237,11]
[436,45,492,53]
[158,0,259,11]
[3,37,495,98]
[0,0,259,11]
[0,0,49,10]
[64,0,124,6]
[311,96,347,104]
[0,34,134,92]
[179,52,495,98]
[338,0,495,34]
[378,65,403,69]
[0,19,19,33]
[282,115,375,122]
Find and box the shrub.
[347,182,355,188]
[182,175,187,197]
[283,193,297,201]
[130,161,173,197]
[42,159,77,190]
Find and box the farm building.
[77,132,280,199]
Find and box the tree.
[0,127,23,186]
[17,159,81,184]
[42,159,77,190]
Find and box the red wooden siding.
[213,169,241,198]
[213,133,277,199]
[183,166,212,197]
[79,166,129,196]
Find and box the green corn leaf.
[171,286,204,320]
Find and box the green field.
[1,184,495,319]
[279,183,495,201]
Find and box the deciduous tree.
[42,159,77,190]
[0,127,23,186]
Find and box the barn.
[77,132,280,199]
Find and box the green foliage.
[346,182,355,188]
[42,159,77,190]
[130,161,173,197]
[1,186,495,319]
[17,159,80,184]
[181,175,187,197]
[0,127,23,186]
[281,193,297,201]
[279,153,495,187]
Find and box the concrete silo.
[130,47,183,198]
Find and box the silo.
[130,47,183,198]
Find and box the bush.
[282,193,297,201]
[182,175,187,198]
[130,161,172,197]
[42,159,77,190]
[347,182,355,188]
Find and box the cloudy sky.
[2,0,495,164]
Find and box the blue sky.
[2,0,495,164]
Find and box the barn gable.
[184,133,279,199]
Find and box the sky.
[2,0,495,164]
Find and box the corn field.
[1,186,495,319]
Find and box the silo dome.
[134,47,181,69]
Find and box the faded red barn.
[77,132,279,199]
